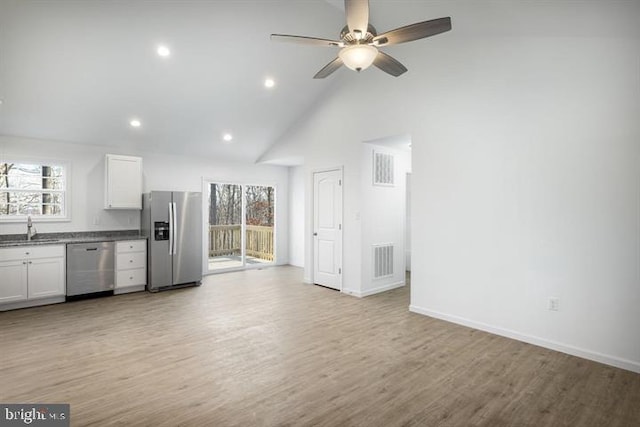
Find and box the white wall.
[281,115,364,292]
[0,135,290,266]
[288,166,305,268]
[261,1,640,372]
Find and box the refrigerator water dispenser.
[154,222,170,240]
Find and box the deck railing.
[245,225,274,261]
[208,224,274,261]
[208,225,242,257]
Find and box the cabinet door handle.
[25,252,30,255]
[28,261,32,264]
[22,261,27,265]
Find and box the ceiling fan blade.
[271,34,343,47]
[373,17,452,46]
[345,0,369,37]
[313,57,344,79]
[373,51,408,77]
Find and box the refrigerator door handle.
[172,202,178,255]
[168,202,174,255]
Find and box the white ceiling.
[0,0,349,163]
[364,134,412,153]
[2,1,637,164]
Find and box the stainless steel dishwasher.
[66,242,115,296]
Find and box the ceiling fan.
[271,0,452,79]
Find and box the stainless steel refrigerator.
[141,191,202,291]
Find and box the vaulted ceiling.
[0,0,348,163]
[2,1,637,164]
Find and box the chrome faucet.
[27,215,36,241]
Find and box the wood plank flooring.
[1,266,639,426]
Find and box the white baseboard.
[347,281,405,298]
[303,276,312,284]
[409,305,640,374]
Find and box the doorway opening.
[206,182,275,272]
[360,133,412,298]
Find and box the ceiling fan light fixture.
[339,44,378,72]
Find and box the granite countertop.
[0,230,147,248]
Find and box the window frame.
[0,159,71,223]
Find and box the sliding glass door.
[208,183,243,270]
[207,182,275,272]
[245,185,275,266]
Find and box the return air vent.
[373,151,394,186]
[373,244,394,279]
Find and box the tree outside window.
[0,162,67,219]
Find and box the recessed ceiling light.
[157,45,171,57]
[222,133,233,142]
[130,119,141,128]
[264,78,275,88]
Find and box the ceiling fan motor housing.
[340,24,377,44]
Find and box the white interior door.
[313,169,342,290]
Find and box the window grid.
[0,162,68,220]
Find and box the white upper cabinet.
[105,154,143,210]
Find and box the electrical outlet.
[548,297,560,311]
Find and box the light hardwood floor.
[1,266,639,426]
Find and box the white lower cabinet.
[115,240,147,294]
[0,245,66,309]
[28,256,66,299]
[0,259,28,303]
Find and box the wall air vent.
[373,244,394,279]
[373,150,394,186]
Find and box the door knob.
[313,232,317,236]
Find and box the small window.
[0,161,68,221]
